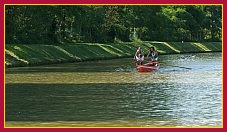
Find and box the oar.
[160,63,192,70]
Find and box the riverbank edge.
[5,41,222,67]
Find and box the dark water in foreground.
[5,53,222,127]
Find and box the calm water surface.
[5,53,222,127]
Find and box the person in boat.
[134,47,144,65]
[147,47,158,66]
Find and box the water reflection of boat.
[136,62,160,72]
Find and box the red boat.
[136,62,160,72]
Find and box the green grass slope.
[5,41,222,67]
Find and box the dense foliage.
[5,5,222,44]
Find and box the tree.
[5,5,222,44]
[204,6,222,40]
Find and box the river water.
[5,52,222,127]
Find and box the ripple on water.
[6,53,222,127]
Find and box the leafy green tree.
[5,5,222,44]
[204,6,222,40]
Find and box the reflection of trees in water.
[6,83,175,122]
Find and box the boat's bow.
[136,62,160,72]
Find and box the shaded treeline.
[5,5,222,44]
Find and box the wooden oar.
[142,59,192,70]
[160,63,192,70]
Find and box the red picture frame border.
[1,0,225,131]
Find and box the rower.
[147,47,158,66]
[134,47,144,65]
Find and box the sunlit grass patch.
[193,43,211,51]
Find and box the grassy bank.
[5,41,222,67]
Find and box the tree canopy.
[5,5,222,44]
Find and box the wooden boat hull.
[136,63,160,72]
